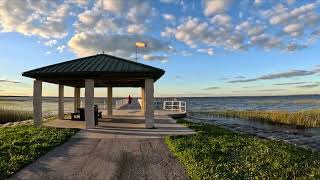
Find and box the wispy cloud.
[228,68,320,83]
[258,89,287,92]
[273,82,308,86]
[242,85,259,88]
[296,84,319,88]
[234,75,246,79]
[203,86,220,90]
[0,79,20,84]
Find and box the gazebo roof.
[22,54,165,87]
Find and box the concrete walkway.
[10,114,193,180]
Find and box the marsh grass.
[191,110,320,128]
[166,119,320,179]
[0,107,33,124]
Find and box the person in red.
[128,95,132,104]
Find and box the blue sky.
[0,0,320,97]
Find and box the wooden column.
[74,87,80,112]
[141,86,145,115]
[58,85,64,120]
[107,86,113,118]
[85,79,95,128]
[144,79,155,128]
[33,80,42,127]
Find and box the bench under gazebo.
[22,54,165,129]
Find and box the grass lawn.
[0,125,79,179]
[165,119,320,179]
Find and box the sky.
[1,0,320,97]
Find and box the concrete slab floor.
[9,138,189,180]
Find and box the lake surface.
[1,95,320,115]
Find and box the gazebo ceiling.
[22,54,165,87]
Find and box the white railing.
[163,101,187,113]
[116,99,128,109]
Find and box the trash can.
[94,105,98,125]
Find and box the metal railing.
[115,99,129,109]
[116,98,187,113]
[163,101,187,113]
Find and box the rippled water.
[1,95,320,114]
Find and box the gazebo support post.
[33,80,42,127]
[145,79,155,128]
[107,86,113,118]
[141,86,145,116]
[74,87,80,112]
[58,85,64,120]
[85,79,95,128]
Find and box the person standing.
[128,95,132,104]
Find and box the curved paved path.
[10,116,192,180]
[10,137,188,180]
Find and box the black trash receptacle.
[94,105,98,125]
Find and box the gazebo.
[22,54,165,129]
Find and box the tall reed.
[0,107,33,124]
[193,110,320,128]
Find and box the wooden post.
[33,80,42,127]
[58,85,64,120]
[85,79,95,128]
[107,86,113,118]
[144,79,155,128]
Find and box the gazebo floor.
[44,110,194,138]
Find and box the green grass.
[191,110,320,128]
[0,107,33,124]
[165,119,320,179]
[0,125,79,178]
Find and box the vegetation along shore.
[190,110,320,128]
[165,119,320,179]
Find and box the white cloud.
[57,45,66,53]
[127,24,147,34]
[68,32,171,58]
[161,27,176,37]
[283,23,303,36]
[287,0,295,5]
[44,39,57,47]
[0,1,69,39]
[143,54,168,62]
[254,0,264,5]
[163,14,176,21]
[197,48,214,55]
[204,0,233,16]
[269,2,319,25]
[211,14,231,26]
[160,0,177,3]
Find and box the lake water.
[1,95,320,115]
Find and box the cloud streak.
[0,79,20,84]
[296,84,319,88]
[273,82,308,86]
[228,68,320,83]
[203,86,220,90]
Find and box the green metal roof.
[22,54,165,87]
